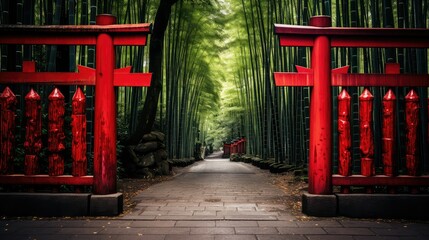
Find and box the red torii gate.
[0,14,151,195]
[274,16,429,195]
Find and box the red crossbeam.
[0,175,93,185]
[274,24,429,48]
[333,175,429,186]
[0,23,151,46]
[274,73,429,87]
[0,65,152,87]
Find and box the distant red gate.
[274,16,429,195]
[0,14,151,195]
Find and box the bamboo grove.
[1,0,429,174]
[227,0,429,174]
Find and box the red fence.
[274,16,429,195]
[223,138,246,158]
[0,14,151,195]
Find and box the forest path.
[123,152,295,222]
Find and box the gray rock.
[137,153,155,167]
[156,160,170,175]
[142,131,165,142]
[155,149,168,161]
[134,141,160,154]
[138,168,154,178]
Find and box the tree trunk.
[128,0,179,145]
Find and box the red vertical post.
[382,90,396,176]
[24,89,42,175]
[405,89,419,176]
[71,87,87,176]
[48,88,65,176]
[337,89,351,176]
[93,14,117,194]
[0,87,17,174]
[359,88,374,177]
[223,143,230,157]
[308,16,332,194]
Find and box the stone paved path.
[1,152,429,239]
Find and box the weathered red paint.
[332,175,429,186]
[71,88,87,177]
[308,16,332,195]
[0,87,17,174]
[359,89,374,177]
[24,89,42,175]
[93,14,117,195]
[223,143,231,156]
[0,23,151,46]
[338,89,351,177]
[275,23,429,48]
[275,16,429,193]
[382,90,396,176]
[405,90,419,176]
[48,88,65,176]
[0,15,152,193]
[274,72,429,87]
[0,65,152,86]
[0,175,93,185]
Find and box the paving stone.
[130,221,176,227]
[160,206,186,211]
[235,227,278,234]
[339,220,393,228]
[194,210,218,216]
[206,207,237,211]
[122,215,156,220]
[323,227,375,235]
[57,227,106,235]
[190,227,235,234]
[296,220,342,228]
[256,235,307,240]
[216,221,258,227]
[224,215,278,220]
[353,236,402,240]
[176,221,216,227]
[215,235,257,240]
[186,206,206,211]
[306,235,354,240]
[141,210,169,216]
[258,221,297,227]
[370,228,420,236]
[166,211,194,216]
[277,227,326,235]
[164,234,214,240]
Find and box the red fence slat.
[405,90,420,177]
[72,88,87,177]
[48,88,66,176]
[24,89,42,175]
[0,87,17,174]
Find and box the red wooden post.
[48,88,65,176]
[24,89,42,175]
[223,143,231,157]
[93,14,117,194]
[71,87,87,176]
[338,89,351,176]
[382,90,396,176]
[308,16,332,194]
[359,88,375,177]
[0,87,17,174]
[405,89,419,176]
